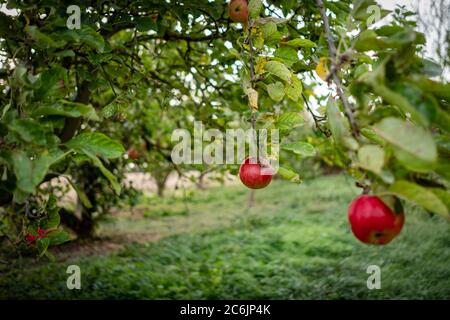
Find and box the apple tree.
[0,0,449,255]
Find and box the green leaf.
[278,167,302,183]
[13,189,28,204]
[262,22,278,41]
[362,64,428,125]
[101,101,127,119]
[33,101,99,121]
[267,82,285,102]
[36,237,50,257]
[430,188,450,211]
[276,112,303,130]
[83,150,121,194]
[421,58,442,77]
[79,26,105,52]
[42,209,60,230]
[282,141,316,157]
[352,0,379,21]
[387,180,449,218]
[285,74,302,102]
[47,230,71,246]
[357,145,385,174]
[54,50,76,57]
[248,0,263,18]
[57,26,105,52]
[265,61,291,83]
[326,98,345,141]
[66,132,125,159]
[12,149,64,195]
[284,38,316,48]
[7,119,51,146]
[274,47,299,67]
[34,66,67,100]
[360,127,385,145]
[434,107,450,133]
[391,82,437,124]
[64,176,93,208]
[373,118,437,172]
[135,16,157,32]
[26,26,65,49]
[354,30,386,51]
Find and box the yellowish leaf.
[255,57,267,75]
[245,87,259,111]
[315,57,329,81]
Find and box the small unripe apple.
[239,157,273,189]
[228,0,249,23]
[127,148,139,160]
[348,195,405,245]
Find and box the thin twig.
[101,64,117,97]
[302,92,331,137]
[245,21,258,131]
[315,0,359,138]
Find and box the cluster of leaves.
[232,0,449,219]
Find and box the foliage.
[0,0,449,254]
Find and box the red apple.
[127,148,139,160]
[25,234,37,242]
[38,227,47,238]
[239,157,273,189]
[348,195,405,245]
[228,0,249,23]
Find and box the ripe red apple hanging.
[239,157,273,189]
[348,195,405,245]
[228,0,249,23]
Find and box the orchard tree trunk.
[155,170,171,197]
[60,164,99,239]
[60,197,96,239]
[156,180,165,197]
[196,172,206,190]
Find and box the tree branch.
[244,21,258,130]
[302,92,331,137]
[58,80,91,143]
[134,31,226,44]
[315,0,359,138]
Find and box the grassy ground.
[1,174,450,299]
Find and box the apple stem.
[356,181,371,194]
[363,186,370,194]
[247,190,255,208]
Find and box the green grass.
[1,174,450,299]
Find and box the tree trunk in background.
[197,172,206,190]
[60,164,98,239]
[155,170,171,197]
[60,196,96,239]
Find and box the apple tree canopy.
[0,0,449,253]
